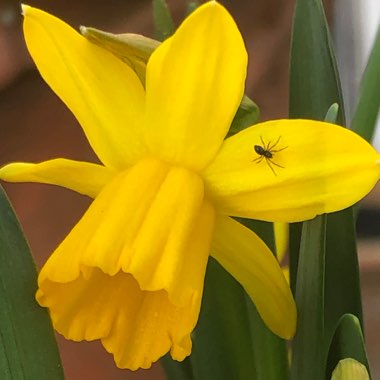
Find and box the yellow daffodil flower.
[1,1,379,370]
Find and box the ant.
[253,136,288,176]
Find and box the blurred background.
[0,0,378,379]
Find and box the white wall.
[334,0,380,148]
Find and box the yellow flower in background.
[1,1,379,370]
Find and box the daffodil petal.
[204,120,380,222]
[211,216,296,339]
[274,222,288,263]
[282,267,290,284]
[23,6,146,169]
[144,1,247,170]
[37,268,200,370]
[0,159,115,198]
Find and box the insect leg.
[252,156,264,163]
[259,136,267,149]
[268,136,282,151]
[269,159,285,168]
[271,145,288,153]
[266,158,278,176]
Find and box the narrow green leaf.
[227,95,260,137]
[0,186,64,379]
[288,102,338,297]
[289,2,364,374]
[351,27,380,141]
[324,211,363,338]
[323,105,362,356]
[152,0,175,41]
[326,314,371,379]
[290,216,326,380]
[239,219,290,380]
[289,97,337,297]
[245,299,290,380]
[288,223,302,294]
[190,257,257,380]
[288,0,346,294]
[289,0,345,124]
[331,359,370,380]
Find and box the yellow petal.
[282,267,290,284]
[22,5,146,169]
[211,216,296,339]
[0,159,115,198]
[41,158,214,308]
[204,120,380,222]
[144,1,247,170]
[274,222,289,263]
[37,268,200,370]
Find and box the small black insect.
[253,136,287,176]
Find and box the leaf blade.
[290,216,326,380]
[327,314,371,379]
[289,0,345,123]
[0,186,64,380]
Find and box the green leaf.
[324,210,363,339]
[0,186,64,380]
[327,314,371,379]
[288,0,346,294]
[351,27,380,141]
[245,299,290,380]
[331,359,370,380]
[239,219,290,380]
[190,257,257,380]
[289,2,364,376]
[161,355,193,380]
[81,27,159,84]
[152,0,175,41]
[288,102,338,296]
[227,95,260,137]
[288,223,302,294]
[289,0,345,124]
[290,216,326,380]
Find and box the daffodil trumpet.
[1,1,379,370]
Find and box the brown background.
[0,0,378,379]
